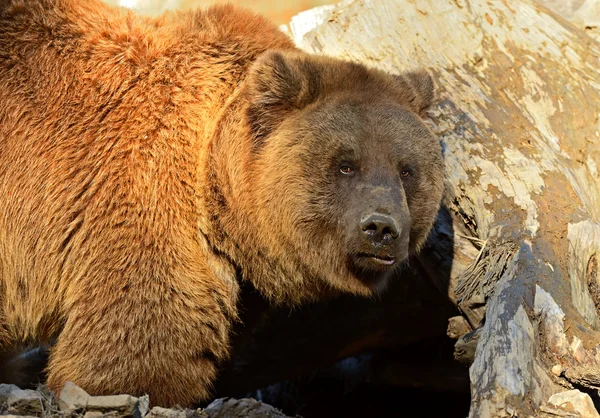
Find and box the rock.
[146,406,189,418]
[58,382,138,416]
[447,315,472,340]
[6,388,44,415]
[86,394,138,415]
[83,412,104,418]
[136,394,150,418]
[548,389,600,418]
[0,384,20,405]
[552,364,563,376]
[1,415,41,418]
[572,0,600,41]
[200,398,292,418]
[454,327,482,365]
[0,383,293,418]
[84,412,117,418]
[536,0,600,41]
[59,381,91,413]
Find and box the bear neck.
[199,86,332,304]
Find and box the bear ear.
[246,50,321,144]
[392,70,435,116]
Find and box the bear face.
[239,51,444,297]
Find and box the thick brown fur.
[0,0,444,407]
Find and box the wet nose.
[360,213,400,244]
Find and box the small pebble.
[551,364,563,376]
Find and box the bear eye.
[400,168,412,178]
[339,165,354,176]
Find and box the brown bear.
[0,0,444,407]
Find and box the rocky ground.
[0,382,293,418]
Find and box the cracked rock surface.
[0,383,293,418]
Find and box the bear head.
[240,50,444,299]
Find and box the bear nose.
[360,213,400,244]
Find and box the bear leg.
[46,267,237,407]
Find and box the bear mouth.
[347,253,399,289]
[354,252,397,266]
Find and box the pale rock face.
[537,0,600,41]
[548,389,600,418]
[537,0,586,17]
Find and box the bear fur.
[0,0,444,407]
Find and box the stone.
[0,384,20,405]
[6,388,44,415]
[59,381,91,413]
[1,415,40,418]
[84,412,108,418]
[200,398,292,418]
[86,394,138,415]
[83,412,120,418]
[58,381,140,416]
[136,394,150,418]
[552,364,563,376]
[146,406,188,418]
[548,389,600,418]
[447,315,472,339]
[536,0,600,41]
[571,336,590,363]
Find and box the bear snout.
[360,212,400,245]
[346,211,410,273]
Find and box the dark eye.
[339,165,354,176]
[400,168,412,178]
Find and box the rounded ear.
[245,50,321,144]
[393,70,435,115]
